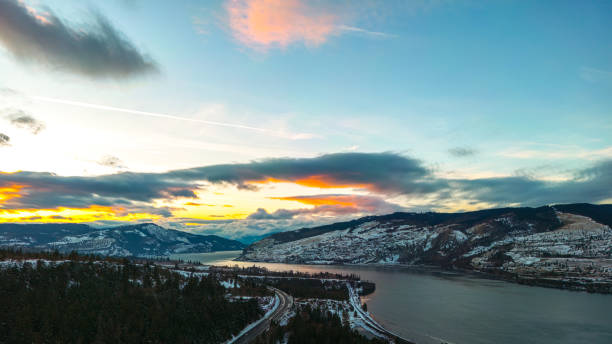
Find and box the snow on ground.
[224,295,279,344]
[241,211,612,289]
[219,279,240,289]
[173,269,209,279]
[0,259,70,268]
[242,220,438,265]
[292,285,393,342]
[277,309,296,326]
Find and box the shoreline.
[233,258,612,295]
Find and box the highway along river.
[172,251,612,344]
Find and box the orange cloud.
[272,195,357,207]
[0,183,26,202]
[294,175,370,189]
[226,0,338,49]
[184,202,216,206]
[24,4,51,25]
[250,175,370,190]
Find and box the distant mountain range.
[239,203,612,293]
[0,223,245,257]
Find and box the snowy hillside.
[0,223,244,257]
[239,204,612,293]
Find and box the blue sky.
[0,0,610,240]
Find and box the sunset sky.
[0,0,611,241]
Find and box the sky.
[0,0,610,242]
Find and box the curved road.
[232,287,293,344]
[347,282,414,344]
[230,283,410,344]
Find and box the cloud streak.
[337,25,396,38]
[0,0,157,78]
[31,95,313,139]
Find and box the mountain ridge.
[238,203,612,293]
[0,222,245,257]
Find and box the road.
[346,282,414,344]
[232,287,293,344]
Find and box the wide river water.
[172,251,612,344]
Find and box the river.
[172,251,612,344]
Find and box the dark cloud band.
[0,152,610,216]
[0,0,158,79]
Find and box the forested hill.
[0,222,244,257]
[0,249,262,343]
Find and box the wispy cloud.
[3,109,45,134]
[30,95,314,140]
[0,0,157,78]
[98,155,126,169]
[192,16,209,35]
[0,87,18,97]
[337,25,396,38]
[580,66,612,83]
[448,147,477,158]
[225,0,393,50]
[500,146,612,160]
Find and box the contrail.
[31,96,268,133]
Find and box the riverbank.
[236,258,612,295]
[174,251,612,344]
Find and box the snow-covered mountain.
[239,204,612,292]
[0,223,245,257]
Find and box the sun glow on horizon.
[0,205,162,223]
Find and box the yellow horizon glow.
[1,178,406,224]
[0,205,162,223]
